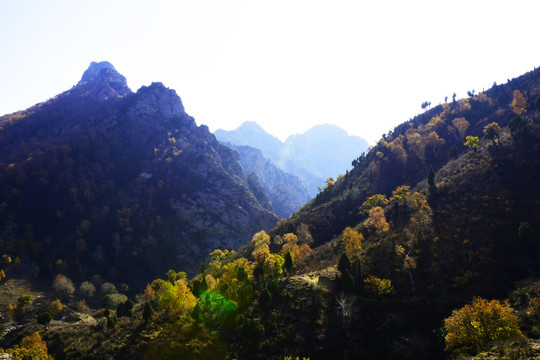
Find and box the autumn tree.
[450,117,469,144]
[444,297,524,355]
[390,185,410,202]
[4,332,53,359]
[52,274,75,299]
[510,89,527,116]
[363,207,389,241]
[464,136,479,151]
[361,194,388,214]
[49,299,63,314]
[483,122,500,146]
[363,275,393,298]
[342,227,363,261]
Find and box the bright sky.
[1,1,539,144]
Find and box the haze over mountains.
[214,121,369,197]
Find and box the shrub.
[444,297,524,355]
[363,275,393,298]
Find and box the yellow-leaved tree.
[444,297,524,355]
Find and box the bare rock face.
[77,61,131,99]
[130,82,185,120]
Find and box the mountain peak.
[77,61,131,99]
[80,61,117,82]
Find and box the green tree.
[519,221,532,243]
[342,269,355,293]
[428,165,436,195]
[259,288,271,312]
[143,302,155,322]
[444,297,524,355]
[338,253,351,275]
[284,251,293,276]
[509,116,528,144]
[37,311,55,330]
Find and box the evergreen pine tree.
[338,253,351,275]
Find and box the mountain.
[214,122,369,197]
[0,61,278,286]
[2,65,540,360]
[231,144,310,218]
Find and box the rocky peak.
[77,61,131,99]
[130,82,186,120]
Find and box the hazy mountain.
[215,122,369,197]
[0,61,278,284]
[231,144,311,218]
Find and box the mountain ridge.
[0,62,279,285]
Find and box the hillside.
[0,62,278,287]
[214,122,369,197]
[1,66,539,360]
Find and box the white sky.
[1,0,539,144]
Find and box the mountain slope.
[231,144,311,218]
[0,62,278,286]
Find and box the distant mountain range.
[214,121,369,197]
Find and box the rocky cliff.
[0,62,278,285]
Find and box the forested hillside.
[0,65,539,360]
[0,62,278,289]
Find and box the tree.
[361,194,388,214]
[428,165,436,195]
[363,207,389,241]
[284,251,293,276]
[464,136,479,151]
[363,275,393,298]
[53,274,75,299]
[444,297,524,355]
[451,117,469,143]
[143,302,155,322]
[338,253,351,275]
[342,269,355,293]
[49,299,63,314]
[5,332,53,359]
[390,185,410,202]
[510,89,527,116]
[79,281,96,299]
[259,288,272,312]
[483,122,500,146]
[509,116,528,144]
[37,311,55,330]
[519,221,533,243]
[342,227,363,260]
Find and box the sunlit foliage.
[444,297,524,355]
